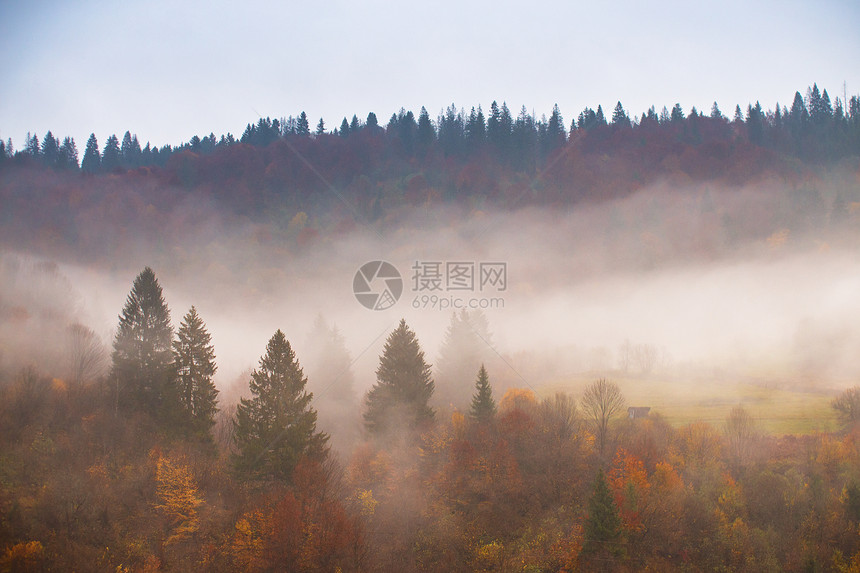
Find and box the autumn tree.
[173,306,219,438]
[581,378,625,457]
[724,405,758,473]
[155,454,203,544]
[233,329,327,481]
[469,364,496,422]
[364,319,434,436]
[111,267,174,417]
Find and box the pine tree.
[102,134,121,171]
[582,469,625,561]
[417,106,435,148]
[339,117,350,138]
[365,112,379,132]
[316,117,326,135]
[81,134,101,173]
[611,102,630,128]
[233,330,327,481]
[111,267,174,416]
[364,319,434,436]
[120,131,140,168]
[296,112,310,136]
[469,364,496,422]
[58,137,78,169]
[435,309,493,407]
[26,132,40,157]
[173,306,219,437]
[304,315,359,453]
[41,131,59,167]
[710,102,723,120]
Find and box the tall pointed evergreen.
[102,134,121,171]
[173,306,219,437]
[364,319,434,436]
[469,364,496,422]
[582,469,625,561]
[111,267,174,416]
[82,134,101,173]
[233,330,327,481]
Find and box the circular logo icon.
[353,261,403,310]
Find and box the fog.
[3,174,859,424]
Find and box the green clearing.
[543,374,840,435]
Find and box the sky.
[1,0,859,152]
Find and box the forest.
[2,84,860,571]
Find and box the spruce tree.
[435,309,492,408]
[304,315,359,453]
[582,469,625,561]
[364,319,434,436]
[417,106,435,148]
[233,330,327,481]
[58,137,78,169]
[102,134,121,171]
[296,112,310,136]
[469,364,496,422]
[173,306,219,437]
[111,267,174,416]
[41,131,59,167]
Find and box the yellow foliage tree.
[154,455,203,544]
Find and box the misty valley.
[2,87,860,571]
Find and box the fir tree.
[296,112,310,136]
[111,267,174,417]
[304,315,359,453]
[365,112,379,131]
[102,134,121,171]
[41,131,59,167]
[611,101,630,128]
[582,469,625,561]
[173,306,219,438]
[417,106,435,148]
[435,309,493,408]
[469,364,496,422]
[58,137,78,169]
[26,132,40,157]
[82,134,100,173]
[710,101,722,120]
[233,330,327,481]
[364,319,434,436]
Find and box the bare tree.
[617,339,632,374]
[833,386,860,427]
[724,405,758,472]
[581,378,625,457]
[66,323,108,385]
[540,392,578,441]
[633,343,658,375]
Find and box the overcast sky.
[1,0,858,151]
